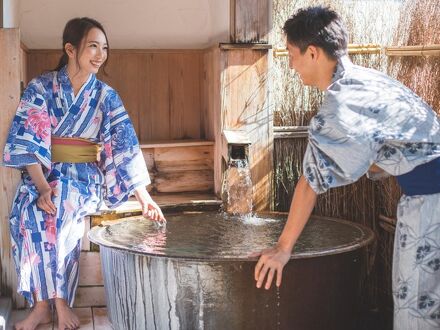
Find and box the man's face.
[286,42,316,86]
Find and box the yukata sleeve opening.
[99,90,151,209]
[302,115,377,195]
[3,80,51,171]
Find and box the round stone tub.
[88,212,374,330]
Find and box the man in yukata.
[255,6,440,330]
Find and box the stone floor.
[7,307,112,329]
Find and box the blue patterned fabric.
[303,56,440,329]
[394,194,440,330]
[303,56,440,194]
[3,66,150,306]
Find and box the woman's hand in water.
[254,245,291,290]
[141,199,165,223]
[133,186,166,223]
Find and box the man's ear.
[65,43,76,58]
[308,45,319,60]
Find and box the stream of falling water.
[223,159,253,215]
[277,286,281,329]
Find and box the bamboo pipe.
[273,44,440,57]
[273,126,309,139]
[385,44,440,56]
[273,44,381,57]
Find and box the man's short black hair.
[283,6,348,59]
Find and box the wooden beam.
[0,0,3,28]
[230,0,271,43]
[217,48,273,211]
[0,28,23,307]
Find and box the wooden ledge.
[92,192,222,216]
[139,139,214,149]
[219,43,272,50]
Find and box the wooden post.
[213,46,273,211]
[0,28,24,306]
[230,0,271,43]
[0,0,3,28]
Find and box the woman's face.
[75,27,108,74]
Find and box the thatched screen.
[272,0,440,328]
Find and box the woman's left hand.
[142,199,166,223]
[134,187,166,223]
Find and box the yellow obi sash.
[51,136,101,163]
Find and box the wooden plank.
[230,0,270,43]
[98,52,142,135]
[51,307,93,330]
[139,139,214,148]
[203,47,222,195]
[0,28,25,307]
[138,53,153,141]
[79,252,103,286]
[154,145,213,172]
[147,53,171,140]
[27,50,205,141]
[141,148,155,171]
[182,52,202,139]
[92,307,112,329]
[73,307,93,330]
[92,192,221,216]
[74,287,106,308]
[20,44,28,86]
[155,170,214,193]
[26,50,60,84]
[219,43,272,50]
[169,54,185,139]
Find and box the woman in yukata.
[254,6,440,330]
[3,17,165,330]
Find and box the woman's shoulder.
[94,78,118,96]
[94,80,123,111]
[27,70,57,90]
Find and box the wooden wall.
[23,46,273,206]
[0,29,25,306]
[27,50,206,142]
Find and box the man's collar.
[332,55,353,83]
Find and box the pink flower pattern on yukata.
[24,108,50,141]
[44,214,57,245]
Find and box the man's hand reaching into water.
[255,245,291,289]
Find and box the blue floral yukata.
[2,67,150,306]
[303,56,440,330]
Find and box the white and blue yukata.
[303,56,440,330]
[2,66,150,306]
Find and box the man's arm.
[255,175,317,289]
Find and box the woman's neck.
[66,63,90,96]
